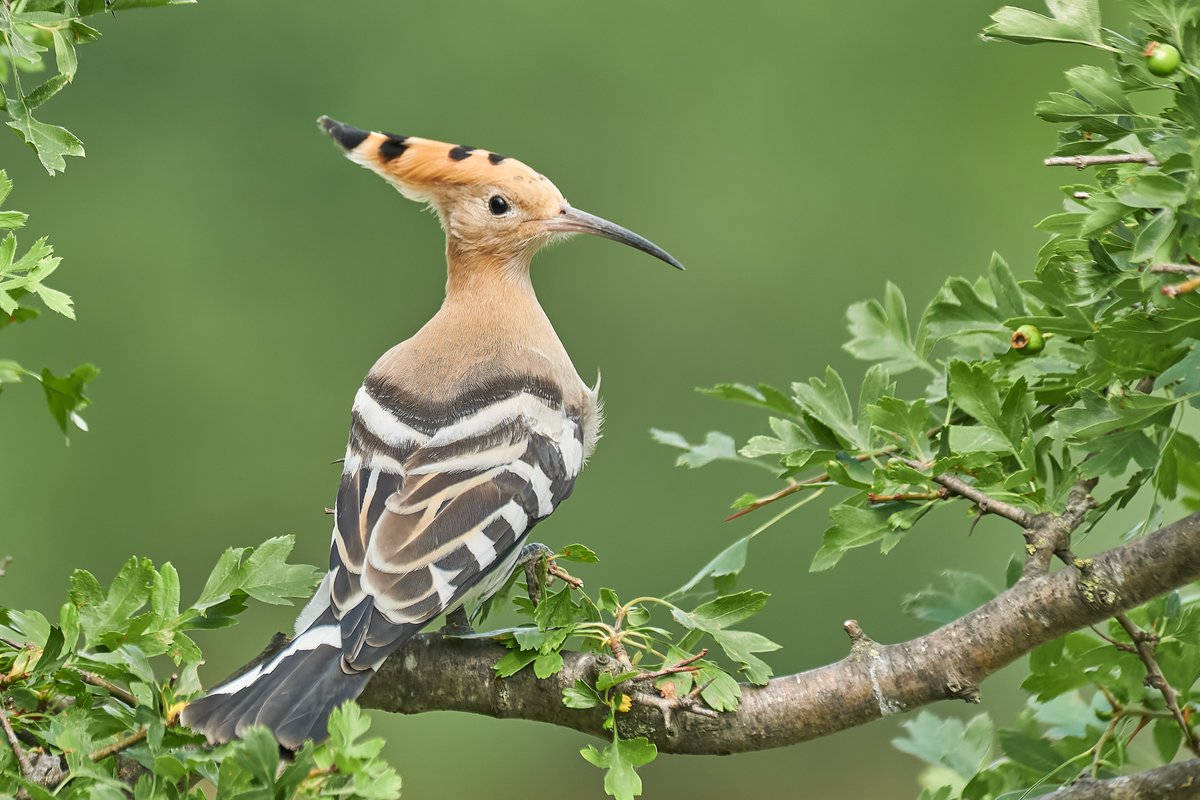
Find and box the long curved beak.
[544,206,684,271]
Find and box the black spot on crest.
[487,152,507,165]
[449,146,475,161]
[379,134,408,161]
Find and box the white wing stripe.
[504,459,556,517]
[208,624,342,696]
[354,386,428,447]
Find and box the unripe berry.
[1144,42,1182,77]
[1011,324,1045,355]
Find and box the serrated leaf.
[998,728,1064,773]
[893,711,994,779]
[983,0,1107,49]
[580,736,657,800]
[902,571,998,625]
[844,282,934,375]
[1132,209,1175,262]
[811,504,891,571]
[563,680,600,709]
[697,382,799,415]
[556,543,599,563]
[5,99,85,175]
[793,367,868,451]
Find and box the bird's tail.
[181,609,372,750]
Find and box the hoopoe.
[181,117,683,748]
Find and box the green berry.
[1145,42,1181,77]
[1011,324,1045,355]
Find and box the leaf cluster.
[0,537,402,799]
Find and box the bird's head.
[318,116,683,273]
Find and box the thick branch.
[360,511,1200,755]
[1041,758,1200,799]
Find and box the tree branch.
[1114,612,1200,757]
[359,510,1200,756]
[1041,758,1200,799]
[1044,153,1159,168]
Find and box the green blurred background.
[0,1,1140,796]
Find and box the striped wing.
[329,376,583,670]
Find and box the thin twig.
[637,649,709,682]
[1162,276,1200,298]
[1090,714,1121,778]
[1150,263,1200,276]
[89,726,146,762]
[913,465,1034,528]
[1045,153,1159,168]
[867,489,948,504]
[0,697,34,781]
[1090,624,1136,653]
[723,474,829,522]
[1114,612,1200,757]
[77,671,138,708]
[547,562,583,589]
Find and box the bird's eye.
[488,195,510,216]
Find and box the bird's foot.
[439,606,475,637]
[518,543,583,606]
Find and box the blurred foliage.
[0,0,193,437]
[657,0,1200,796]
[0,537,404,798]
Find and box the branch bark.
[1041,758,1200,799]
[360,510,1200,756]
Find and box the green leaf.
[811,504,891,571]
[239,535,323,605]
[867,397,933,459]
[493,648,538,678]
[793,367,868,451]
[39,363,97,438]
[556,543,599,563]
[650,428,753,469]
[1153,717,1183,762]
[947,425,1012,453]
[563,680,600,709]
[1132,209,1175,262]
[1054,392,1179,442]
[707,629,780,684]
[5,99,85,175]
[580,736,657,800]
[679,590,769,631]
[983,0,1107,49]
[1114,173,1187,209]
[998,728,1064,773]
[1156,339,1200,404]
[902,571,998,625]
[695,662,741,712]
[51,28,77,80]
[534,650,564,679]
[192,535,319,613]
[949,361,1005,438]
[844,282,934,375]
[893,711,994,779]
[697,382,799,415]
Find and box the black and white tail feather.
[182,376,586,749]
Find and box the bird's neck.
[442,241,539,312]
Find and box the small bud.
[617,693,633,713]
